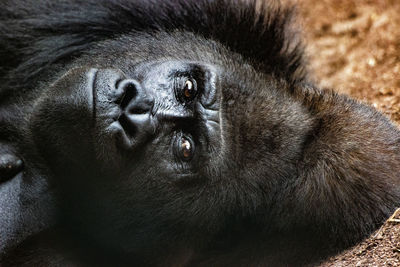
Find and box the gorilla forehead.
[76,31,250,78]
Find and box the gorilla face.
[31,59,223,250]
[33,61,221,173]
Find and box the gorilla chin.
[1,0,399,266]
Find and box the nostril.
[116,78,154,116]
[119,81,138,109]
[118,113,137,138]
[130,107,149,114]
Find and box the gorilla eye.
[178,135,195,161]
[176,77,198,103]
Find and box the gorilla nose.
[117,79,155,141]
[118,79,154,114]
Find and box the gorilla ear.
[0,144,23,184]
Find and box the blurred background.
[296,0,400,123]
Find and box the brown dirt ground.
[293,0,400,265]
[299,0,400,124]
[319,209,400,267]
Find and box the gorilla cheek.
[30,68,97,169]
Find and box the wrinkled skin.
[0,0,399,266]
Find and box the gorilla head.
[31,32,311,257]
[1,0,399,266]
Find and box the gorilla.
[0,0,399,266]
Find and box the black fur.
[0,0,303,96]
[0,0,399,266]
